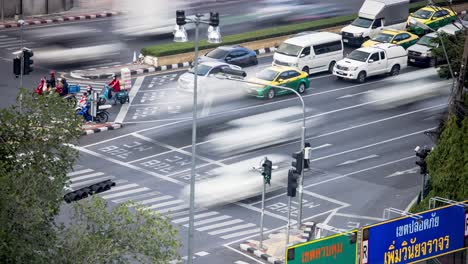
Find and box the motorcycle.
[99,85,129,105]
[75,103,111,123]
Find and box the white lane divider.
[115,76,145,124]
[336,154,380,166]
[336,90,374,100]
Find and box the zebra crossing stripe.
[111,191,161,204]
[67,168,93,176]
[172,211,219,224]
[185,215,232,227]
[137,195,172,205]
[146,199,183,210]
[70,176,115,188]
[220,227,264,240]
[70,172,105,181]
[101,187,150,199]
[208,223,256,235]
[157,204,189,215]
[196,219,243,232]
[102,183,139,193]
[167,208,207,219]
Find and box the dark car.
[199,45,258,67]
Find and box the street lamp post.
[216,67,307,233]
[173,10,221,264]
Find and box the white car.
[177,61,242,93]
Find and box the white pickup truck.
[333,43,407,83]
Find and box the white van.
[272,32,343,75]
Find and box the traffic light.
[209,12,219,27]
[176,10,186,26]
[262,158,272,185]
[13,57,21,77]
[63,179,116,203]
[23,49,33,75]
[292,151,303,174]
[287,168,299,197]
[415,146,431,175]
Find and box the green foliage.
[0,90,82,263]
[55,197,180,264]
[140,0,444,58]
[431,31,468,88]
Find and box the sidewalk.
[0,0,118,29]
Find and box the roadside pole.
[19,19,24,112]
[286,196,292,245]
[259,177,266,249]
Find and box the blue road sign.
[360,203,468,264]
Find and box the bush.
[141,0,456,58]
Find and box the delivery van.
[341,0,410,46]
[272,31,343,75]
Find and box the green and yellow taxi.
[362,29,419,49]
[407,6,457,35]
[245,66,310,99]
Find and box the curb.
[82,123,122,136]
[0,11,119,29]
[72,46,277,79]
[239,243,283,264]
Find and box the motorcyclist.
[79,92,88,108]
[108,75,120,98]
[48,71,56,88]
[34,78,46,95]
[60,78,69,97]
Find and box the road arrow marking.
[337,154,379,166]
[336,90,374,100]
[384,167,419,178]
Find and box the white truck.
[333,43,408,83]
[341,0,409,46]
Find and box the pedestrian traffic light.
[209,12,219,27]
[287,169,298,197]
[292,151,303,174]
[262,158,272,185]
[63,179,116,203]
[23,49,33,75]
[13,57,21,77]
[415,145,431,175]
[176,10,186,26]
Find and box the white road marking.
[136,195,172,205]
[405,195,420,212]
[225,245,264,264]
[70,172,105,181]
[172,211,219,224]
[146,199,183,210]
[66,168,93,176]
[157,204,189,214]
[115,76,145,124]
[111,191,161,204]
[334,213,385,221]
[337,154,380,166]
[70,176,115,188]
[102,183,140,193]
[304,156,415,189]
[336,90,374,99]
[221,227,264,239]
[209,223,256,235]
[186,215,232,227]
[384,167,419,178]
[101,187,150,199]
[235,261,250,264]
[196,219,244,231]
[195,251,210,257]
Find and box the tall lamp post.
[217,67,307,234]
[173,10,221,264]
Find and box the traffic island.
[239,222,317,264]
[82,122,122,135]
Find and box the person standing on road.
[49,71,56,88]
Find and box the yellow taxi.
[407,6,457,35]
[362,29,419,49]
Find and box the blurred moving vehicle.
[199,45,258,67]
[437,11,468,35]
[407,5,457,35]
[245,66,309,99]
[251,0,350,24]
[177,61,242,92]
[273,32,343,75]
[333,43,408,83]
[361,29,419,49]
[407,32,441,67]
[341,0,409,46]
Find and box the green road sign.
[286,230,358,264]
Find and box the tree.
[0,90,82,263]
[432,31,467,88]
[55,197,180,264]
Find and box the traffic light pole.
[260,177,266,249]
[286,196,292,245]
[19,19,24,89]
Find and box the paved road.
[68,54,447,263]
